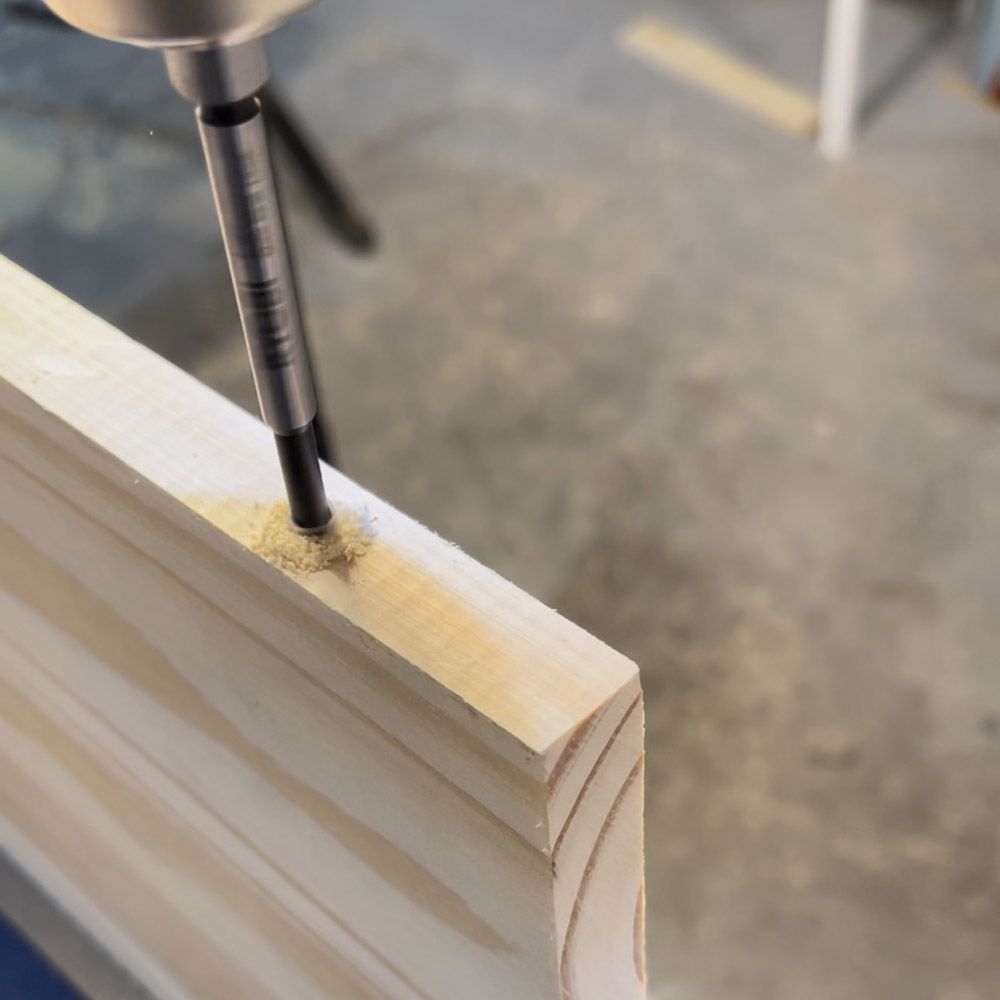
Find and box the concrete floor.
[3,0,1000,997]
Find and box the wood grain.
[0,257,646,1000]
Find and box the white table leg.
[818,0,870,159]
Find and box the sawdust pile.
[251,501,371,572]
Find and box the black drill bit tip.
[274,424,331,533]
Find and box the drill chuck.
[40,0,318,48]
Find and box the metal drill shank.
[33,10,333,532]
[198,97,330,530]
[198,98,314,433]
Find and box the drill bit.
[167,43,332,533]
[33,0,333,532]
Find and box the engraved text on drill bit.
[245,276,293,370]
[234,148,295,372]
[197,100,316,432]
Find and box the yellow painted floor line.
[620,17,819,137]
[938,71,1000,116]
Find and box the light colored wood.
[620,17,819,137]
[0,256,646,1000]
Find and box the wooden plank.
[620,17,819,137]
[0,256,646,1000]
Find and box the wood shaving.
[251,501,371,572]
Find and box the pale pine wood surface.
[0,257,645,1000]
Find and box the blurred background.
[2,0,1000,998]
